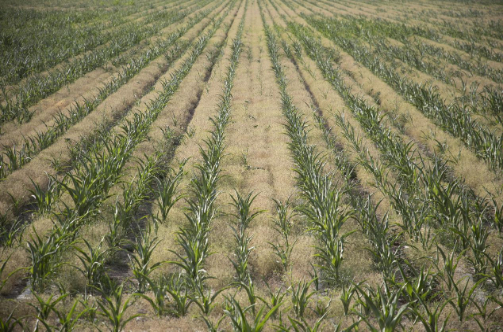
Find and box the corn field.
[1,0,503,330]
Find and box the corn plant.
[283,314,328,332]
[29,176,60,215]
[117,156,159,221]
[224,296,282,332]
[129,229,165,293]
[105,205,126,249]
[290,279,316,319]
[491,198,503,233]
[394,261,440,306]
[54,298,90,332]
[263,282,286,319]
[239,278,267,315]
[170,226,211,287]
[230,226,254,283]
[269,198,296,270]
[154,163,185,222]
[29,292,68,332]
[409,297,450,332]
[0,217,24,247]
[230,191,263,282]
[353,283,409,332]
[27,228,69,292]
[340,283,359,316]
[467,219,490,277]
[202,315,226,332]
[470,297,501,331]
[94,278,141,332]
[74,238,111,290]
[484,249,503,291]
[58,155,117,218]
[164,273,193,317]
[432,245,463,292]
[138,275,169,317]
[136,272,194,318]
[0,312,23,332]
[190,282,228,315]
[0,253,25,293]
[448,276,486,322]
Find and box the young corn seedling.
[0,253,26,293]
[190,282,228,315]
[94,277,141,332]
[467,219,490,277]
[409,296,450,332]
[27,228,69,292]
[138,275,169,317]
[202,315,226,332]
[30,291,68,332]
[356,201,397,279]
[448,276,486,322]
[154,162,185,223]
[394,261,440,306]
[117,155,159,220]
[470,297,501,331]
[340,283,359,316]
[230,226,254,283]
[283,314,328,332]
[354,283,410,332]
[106,205,127,249]
[433,245,463,292]
[0,312,23,331]
[230,191,264,282]
[224,296,282,332]
[239,277,265,315]
[290,279,316,319]
[0,217,24,247]
[164,273,193,317]
[170,224,211,286]
[269,198,296,270]
[263,282,286,319]
[491,198,503,233]
[484,249,503,291]
[54,297,90,332]
[311,297,331,318]
[29,176,60,215]
[74,238,111,290]
[129,228,165,293]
